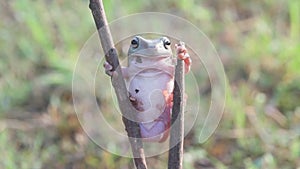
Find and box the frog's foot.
[163,90,173,107]
[103,61,117,76]
[129,96,136,102]
[175,43,192,73]
[128,94,144,112]
[163,89,188,108]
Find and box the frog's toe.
[103,61,113,70]
[129,96,137,102]
[178,50,189,60]
[103,61,115,76]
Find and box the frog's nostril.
[135,89,140,93]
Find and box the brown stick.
[168,54,185,168]
[89,1,147,168]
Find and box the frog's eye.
[162,37,171,49]
[131,37,139,48]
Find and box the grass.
[0,0,299,168]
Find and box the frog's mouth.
[129,53,172,58]
[129,54,173,66]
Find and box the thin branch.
[88,1,147,168]
[168,54,185,169]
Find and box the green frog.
[104,36,191,142]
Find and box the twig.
[245,106,272,146]
[88,1,147,168]
[168,51,185,169]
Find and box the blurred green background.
[0,0,299,168]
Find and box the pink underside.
[139,105,171,142]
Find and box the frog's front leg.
[174,43,191,106]
[103,61,129,78]
[175,43,192,73]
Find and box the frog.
[104,36,191,142]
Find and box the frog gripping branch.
[104,36,191,144]
[89,1,191,169]
[108,36,176,143]
[104,36,191,169]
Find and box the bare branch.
[168,57,185,169]
[89,1,147,168]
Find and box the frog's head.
[128,36,172,58]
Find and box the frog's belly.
[127,72,173,116]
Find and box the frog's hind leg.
[157,105,171,142]
[139,105,171,142]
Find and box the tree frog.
[104,36,191,142]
